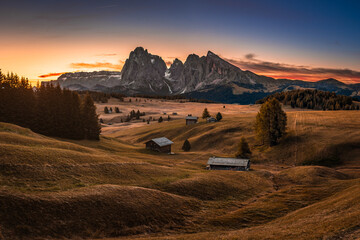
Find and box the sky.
[0,0,360,84]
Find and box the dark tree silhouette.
[216,112,222,121]
[81,93,101,140]
[182,139,191,152]
[202,108,210,119]
[255,98,287,146]
[235,137,251,158]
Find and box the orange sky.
[1,34,360,85]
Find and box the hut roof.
[186,116,198,120]
[207,157,249,167]
[147,137,174,147]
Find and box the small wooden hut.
[186,116,198,125]
[145,137,174,153]
[206,157,250,171]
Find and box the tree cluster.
[76,91,125,103]
[104,106,121,114]
[125,109,145,122]
[256,89,359,110]
[0,70,100,140]
[255,98,287,146]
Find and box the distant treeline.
[0,70,101,140]
[76,91,125,103]
[134,94,216,103]
[256,89,360,110]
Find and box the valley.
[1,99,360,239]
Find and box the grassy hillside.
[110,110,360,167]
[1,106,360,239]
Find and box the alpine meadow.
[1,1,360,239]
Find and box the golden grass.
[1,101,360,239]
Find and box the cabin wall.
[186,120,197,125]
[208,165,248,171]
[146,141,171,153]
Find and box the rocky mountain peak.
[120,47,169,94]
[207,50,220,59]
[167,58,184,84]
[53,47,358,103]
[172,58,183,66]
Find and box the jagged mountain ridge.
[54,47,359,103]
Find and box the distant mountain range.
[53,47,360,104]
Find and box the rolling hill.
[1,102,360,239]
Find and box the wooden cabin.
[145,137,174,153]
[206,157,250,171]
[186,116,198,125]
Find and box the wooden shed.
[186,116,198,125]
[206,157,250,171]
[145,137,174,153]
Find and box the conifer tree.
[235,137,251,158]
[182,139,191,152]
[202,108,210,119]
[61,90,84,139]
[255,98,287,146]
[158,116,163,123]
[81,93,101,140]
[104,107,109,114]
[216,112,222,121]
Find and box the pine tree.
[167,115,171,121]
[81,93,101,140]
[235,137,251,158]
[104,106,109,114]
[202,108,210,119]
[216,112,222,121]
[61,89,84,139]
[115,107,120,113]
[255,98,287,146]
[158,116,163,123]
[182,139,191,152]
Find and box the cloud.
[245,53,256,60]
[69,61,124,70]
[225,54,360,83]
[38,72,68,78]
[95,53,119,57]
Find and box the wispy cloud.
[225,55,360,83]
[95,53,119,57]
[38,72,68,78]
[70,60,124,70]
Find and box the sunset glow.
[1,0,359,84]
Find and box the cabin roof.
[186,116,198,120]
[147,137,174,147]
[207,157,249,167]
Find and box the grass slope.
[1,107,360,240]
